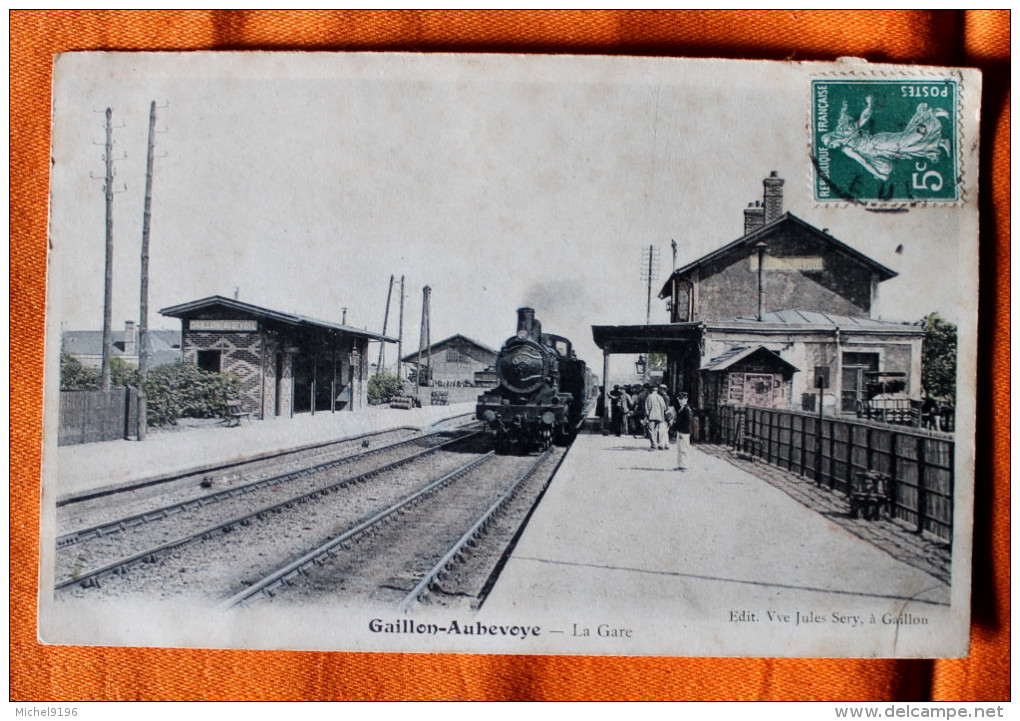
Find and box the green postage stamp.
[812,78,960,204]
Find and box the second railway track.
[54,428,484,592]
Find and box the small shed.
[701,345,800,410]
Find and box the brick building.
[401,334,498,387]
[592,172,925,423]
[161,296,396,419]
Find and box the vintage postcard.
[39,53,979,657]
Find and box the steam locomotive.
[476,307,597,453]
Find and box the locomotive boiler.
[476,307,596,453]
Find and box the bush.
[60,353,100,390]
[61,354,140,389]
[368,372,403,404]
[143,362,241,427]
[110,356,140,387]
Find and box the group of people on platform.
[608,383,694,471]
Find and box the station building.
[593,172,925,426]
[401,334,498,387]
[160,296,396,419]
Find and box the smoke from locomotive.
[476,307,597,453]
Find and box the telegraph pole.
[416,285,431,397]
[100,108,115,390]
[137,101,159,440]
[376,274,394,376]
[640,245,660,325]
[424,286,432,388]
[396,275,405,384]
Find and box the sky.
[47,53,978,383]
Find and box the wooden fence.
[58,388,140,446]
[712,405,954,543]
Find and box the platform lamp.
[635,354,647,379]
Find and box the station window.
[197,350,222,373]
[446,349,464,363]
[841,352,880,413]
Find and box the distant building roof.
[159,295,397,343]
[61,329,182,367]
[401,334,498,364]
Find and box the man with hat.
[644,383,670,450]
[674,392,694,470]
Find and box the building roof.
[62,329,182,367]
[706,308,925,335]
[702,345,800,373]
[659,213,898,298]
[592,308,922,354]
[160,295,397,342]
[401,334,498,363]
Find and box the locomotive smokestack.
[516,307,541,341]
[517,307,534,333]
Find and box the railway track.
[223,447,563,611]
[396,449,555,612]
[54,430,483,592]
[219,451,501,609]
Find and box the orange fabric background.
[10,10,1009,701]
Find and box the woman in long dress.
[822,96,951,181]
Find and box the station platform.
[50,402,476,502]
[481,427,951,636]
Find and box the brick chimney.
[743,200,765,235]
[124,320,136,356]
[763,170,784,224]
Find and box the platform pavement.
[482,428,951,646]
[49,402,476,501]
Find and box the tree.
[647,352,668,372]
[921,313,957,402]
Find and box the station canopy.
[591,322,702,355]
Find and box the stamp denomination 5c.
[812,78,959,204]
